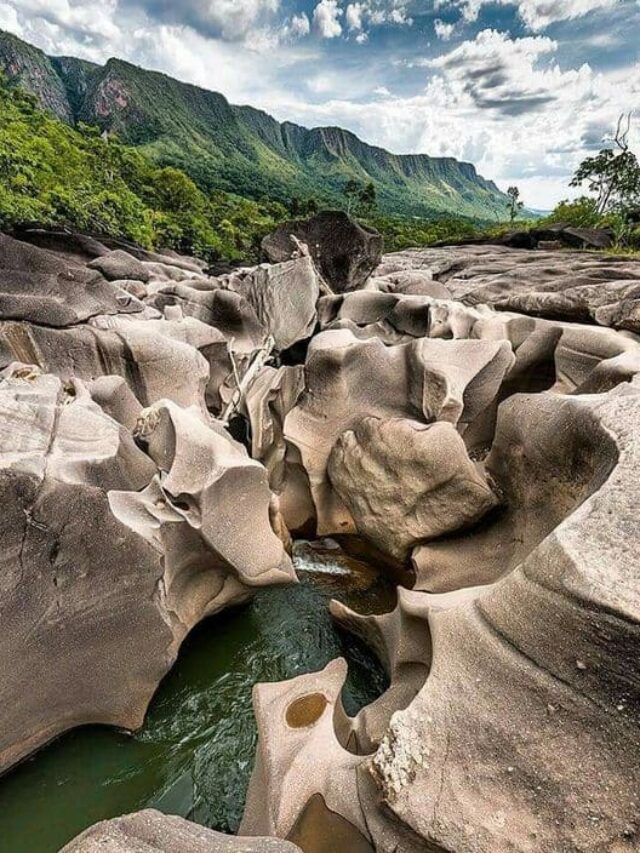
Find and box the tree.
[570,114,640,216]
[546,196,600,227]
[343,178,360,214]
[507,186,524,223]
[358,181,377,216]
[152,167,203,214]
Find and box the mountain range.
[0,29,510,221]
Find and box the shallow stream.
[0,541,393,853]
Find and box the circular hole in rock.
[285,693,327,728]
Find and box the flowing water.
[0,541,394,853]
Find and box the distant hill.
[0,29,510,221]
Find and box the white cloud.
[280,11,310,39]
[147,0,282,41]
[14,0,120,41]
[515,0,619,30]
[388,7,412,24]
[343,1,413,36]
[0,2,20,32]
[455,0,620,31]
[434,18,455,40]
[313,0,343,38]
[425,28,575,115]
[346,2,365,29]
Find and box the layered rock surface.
[374,244,640,333]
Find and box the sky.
[1,1,640,208]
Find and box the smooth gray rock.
[328,417,498,561]
[0,234,145,326]
[88,250,151,283]
[377,245,640,333]
[60,809,301,852]
[0,370,294,775]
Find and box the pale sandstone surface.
[243,381,640,853]
[375,245,640,333]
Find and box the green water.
[0,541,393,853]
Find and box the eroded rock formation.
[243,367,640,853]
[0,366,294,774]
[1,221,639,853]
[375,244,640,333]
[328,418,499,562]
[238,231,640,853]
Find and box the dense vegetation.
[0,77,291,260]
[2,67,637,263]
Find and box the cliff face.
[0,29,509,219]
[0,30,73,122]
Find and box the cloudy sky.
[2,0,640,207]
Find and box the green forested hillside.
[0,78,290,260]
[0,29,511,221]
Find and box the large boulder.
[88,249,152,283]
[222,255,321,351]
[503,224,615,250]
[283,330,514,535]
[149,254,320,354]
[240,659,375,848]
[328,417,499,562]
[262,211,382,293]
[61,809,300,852]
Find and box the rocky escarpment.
[1,220,639,852]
